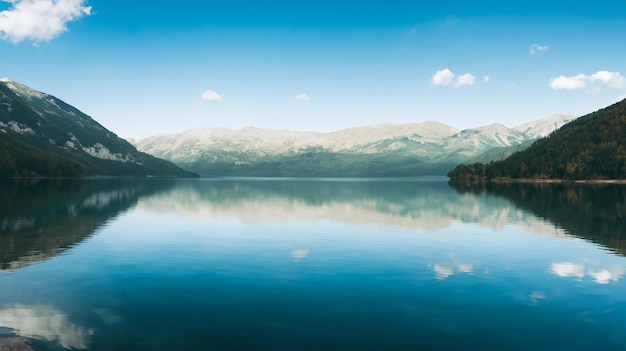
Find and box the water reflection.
[450,182,626,256]
[529,291,546,303]
[0,179,174,271]
[1,178,625,350]
[0,304,92,349]
[432,259,474,280]
[291,248,310,262]
[551,261,625,284]
[4,178,624,272]
[137,179,569,238]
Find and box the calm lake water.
[1,178,625,350]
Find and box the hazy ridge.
[136,115,575,177]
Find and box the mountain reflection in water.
[0,179,175,271]
[137,178,571,237]
[451,182,626,256]
[3,178,624,270]
[1,178,625,351]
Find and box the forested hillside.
[0,79,196,178]
[448,99,626,181]
[0,133,88,177]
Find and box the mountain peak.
[478,122,508,130]
[0,78,48,101]
[513,114,577,139]
[0,79,197,177]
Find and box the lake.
[1,178,625,350]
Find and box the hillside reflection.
[0,179,174,271]
[5,178,623,272]
[137,179,567,237]
[451,182,626,256]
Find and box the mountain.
[512,114,574,139]
[136,116,575,177]
[448,99,626,181]
[465,139,537,164]
[0,78,197,178]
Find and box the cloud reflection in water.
[0,305,92,349]
[551,262,625,284]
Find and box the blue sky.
[2,0,626,139]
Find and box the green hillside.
[448,99,626,181]
[0,79,197,178]
[0,132,88,177]
[466,139,537,164]
[178,148,458,177]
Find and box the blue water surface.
[0,178,625,350]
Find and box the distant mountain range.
[1,78,584,178]
[448,98,626,181]
[0,78,196,178]
[135,115,576,177]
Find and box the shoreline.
[452,177,626,184]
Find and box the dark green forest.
[0,133,88,177]
[448,98,626,181]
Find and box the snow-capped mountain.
[0,78,196,177]
[135,115,576,177]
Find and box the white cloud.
[455,73,476,87]
[549,74,588,90]
[483,76,490,83]
[0,0,91,44]
[590,70,626,88]
[294,93,310,102]
[530,43,549,55]
[202,90,222,102]
[431,68,455,87]
[431,69,478,88]
[549,70,626,91]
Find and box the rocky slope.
[0,78,196,177]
